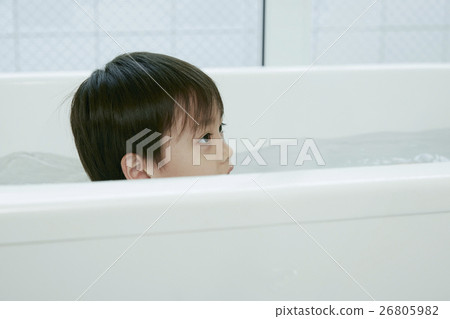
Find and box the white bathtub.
[1,65,450,300]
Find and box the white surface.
[0,65,450,300]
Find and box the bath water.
[1,128,449,184]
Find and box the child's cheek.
[202,144,214,154]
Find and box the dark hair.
[70,52,224,181]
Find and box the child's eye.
[199,133,212,144]
[199,123,226,143]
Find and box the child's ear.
[121,153,151,180]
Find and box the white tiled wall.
[384,31,445,63]
[0,0,14,34]
[312,0,450,65]
[384,0,447,26]
[1,0,449,71]
[97,0,172,32]
[0,0,263,72]
[314,0,383,28]
[0,38,15,72]
[17,0,96,33]
[19,36,97,71]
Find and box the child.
[70,52,234,181]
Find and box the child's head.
[70,52,233,181]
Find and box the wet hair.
[70,52,224,181]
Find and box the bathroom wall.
[1,0,449,72]
[0,0,264,72]
[311,0,450,64]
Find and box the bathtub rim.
[1,161,449,210]
[1,161,450,245]
[1,63,450,80]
